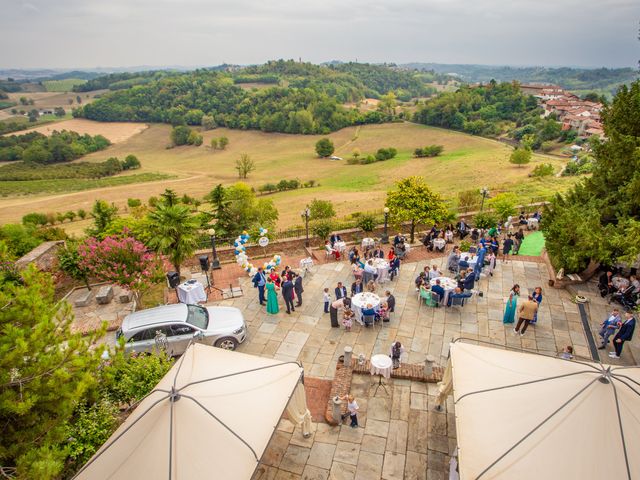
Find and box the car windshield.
[186,305,209,330]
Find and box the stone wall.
[16,240,65,272]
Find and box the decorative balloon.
[232,228,280,277]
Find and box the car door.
[127,328,158,354]
[167,323,196,356]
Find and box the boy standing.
[323,288,331,313]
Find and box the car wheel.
[215,337,238,350]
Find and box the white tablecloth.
[362,237,375,249]
[370,354,393,379]
[433,238,446,250]
[371,258,390,282]
[177,281,206,304]
[527,218,539,229]
[334,241,347,253]
[459,253,478,268]
[612,276,630,290]
[351,292,380,324]
[430,276,457,304]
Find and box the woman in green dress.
[266,277,280,314]
[503,284,520,324]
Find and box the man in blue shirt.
[431,279,445,304]
[252,267,267,305]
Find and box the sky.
[1,0,639,69]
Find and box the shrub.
[122,154,141,170]
[258,183,277,193]
[218,136,229,149]
[315,138,334,157]
[311,219,334,240]
[530,163,554,177]
[509,147,532,167]
[488,192,518,221]
[415,145,444,157]
[77,209,87,220]
[473,211,499,229]
[375,147,397,161]
[22,212,48,226]
[309,199,336,220]
[346,157,360,165]
[127,198,142,208]
[170,125,192,146]
[356,214,377,232]
[276,179,290,191]
[360,155,376,164]
[459,240,471,252]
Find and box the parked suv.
[117,303,246,356]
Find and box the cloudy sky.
[2,0,639,69]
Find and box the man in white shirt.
[364,259,378,282]
[429,265,441,280]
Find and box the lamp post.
[207,228,221,270]
[302,207,311,247]
[381,207,390,244]
[480,187,489,212]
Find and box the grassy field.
[0,121,578,228]
[42,79,88,92]
[16,118,148,143]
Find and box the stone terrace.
[208,249,636,480]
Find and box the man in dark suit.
[610,312,636,359]
[293,273,304,307]
[351,279,363,296]
[463,272,475,292]
[385,290,396,313]
[335,282,347,299]
[281,278,295,314]
[431,279,445,303]
[252,267,267,305]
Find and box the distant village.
[520,84,604,138]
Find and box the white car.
[117,303,246,356]
[329,155,343,160]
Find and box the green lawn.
[42,79,87,92]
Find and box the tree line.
[0,130,111,163]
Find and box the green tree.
[160,188,179,207]
[379,91,397,116]
[235,153,255,179]
[88,200,118,237]
[315,138,335,157]
[218,136,229,149]
[221,183,278,236]
[210,138,218,150]
[122,154,141,170]
[201,114,216,130]
[171,125,192,146]
[0,267,102,479]
[309,199,336,220]
[206,184,231,236]
[487,192,518,222]
[58,241,91,289]
[385,176,448,242]
[509,147,532,167]
[54,107,65,117]
[146,203,201,276]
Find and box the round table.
[351,292,380,324]
[177,280,207,304]
[430,276,458,304]
[459,253,478,268]
[433,238,446,251]
[527,218,539,230]
[370,354,393,395]
[334,241,347,253]
[362,237,375,249]
[371,258,390,282]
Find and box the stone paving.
[207,249,637,479]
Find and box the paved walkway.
[202,246,633,480]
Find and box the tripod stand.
[372,374,389,396]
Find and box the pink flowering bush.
[78,235,163,303]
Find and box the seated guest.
[470,229,479,242]
[393,233,405,246]
[329,233,342,247]
[376,302,389,323]
[372,246,384,258]
[364,259,378,282]
[457,270,466,290]
[351,262,363,279]
[351,278,364,296]
[325,240,340,260]
[456,219,469,239]
[361,303,377,327]
[387,248,396,261]
[419,282,431,296]
[415,272,427,289]
[447,287,472,307]
[598,270,614,297]
[463,271,475,292]
[445,227,454,243]
[632,275,640,294]
[431,279,445,302]
[429,265,441,281]
[348,246,359,263]
[422,231,433,248]
[366,279,376,293]
[518,211,527,225]
[395,242,407,259]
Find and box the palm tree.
[147,203,200,277]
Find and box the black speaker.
[167,271,180,288]
[199,255,210,272]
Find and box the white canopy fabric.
[445,342,640,480]
[74,343,304,480]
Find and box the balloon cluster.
[233,229,281,276]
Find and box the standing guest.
[330,296,349,327]
[490,237,499,255]
[487,250,497,276]
[598,308,621,349]
[389,255,401,281]
[252,267,267,305]
[390,341,405,369]
[351,278,364,296]
[598,270,614,298]
[503,284,520,324]
[610,312,636,359]
[447,247,461,273]
[281,277,295,314]
[340,394,359,428]
[265,277,279,315]
[335,282,347,299]
[281,266,293,281]
[349,246,360,263]
[513,229,525,255]
[385,290,396,313]
[342,308,354,332]
[457,219,468,239]
[293,273,304,307]
[530,287,543,324]
[513,295,539,336]
[330,232,342,247]
[502,234,514,262]
[323,288,331,314]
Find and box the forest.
[0,130,111,163]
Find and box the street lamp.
[480,187,489,212]
[301,207,311,247]
[207,228,221,270]
[381,207,390,244]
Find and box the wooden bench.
[96,285,114,305]
[74,289,93,307]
